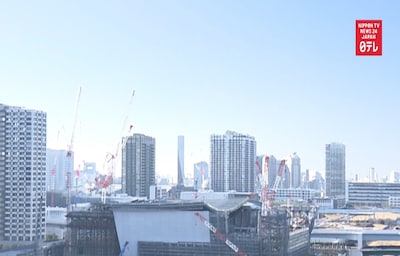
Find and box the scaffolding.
[259,211,290,256]
[66,204,120,256]
[66,200,311,256]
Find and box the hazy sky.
[1,1,399,182]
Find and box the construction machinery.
[49,130,63,207]
[66,86,82,211]
[269,159,286,210]
[256,156,270,216]
[256,156,286,216]
[194,212,247,256]
[94,89,135,203]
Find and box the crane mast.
[66,86,82,211]
[256,156,270,217]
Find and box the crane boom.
[272,160,286,191]
[257,156,271,216]
[67,86,82,157]
[194,212,247,256]
[114,90,135,159]
[99,89,135,203]
[66,86,82,211]
[267,160,286,211]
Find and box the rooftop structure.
[67,194,315,256]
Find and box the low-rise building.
[346,182,400,207]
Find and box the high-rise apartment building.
[0,104,46,241]
[122,134,155,198]
[177,135,185,187]
[287,152,301,188]
[193,161,209,191]
[210,131,256,192]
[325,143,346,200]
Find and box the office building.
[368,167,378,183]
[309,171,325,196]
[325,143,346,201]
[193,161,209,191]
[273,188,313,201]
[0,104,46,241]
[304,169,310,188]
[287,152,301,188]
[210,131,256,192]
[346,182,400,207]
[177,135,185,187]
[389,171,400,183]
[122,134,155,198]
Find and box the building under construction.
[67,197,314,256]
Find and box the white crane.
[97,89,135,203]
[66,86,82,212]
[257,156,286,216]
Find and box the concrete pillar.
[357,233,364,249]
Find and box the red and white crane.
[268,159,286,210]
[194,212,247,256]
[98,89,135,203]
[257,156,286,216]
[256,156,270,216]
[49,129,63,207]
[66,86,82,211]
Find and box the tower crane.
[49,129,63,207]
[96,89,135,203]
[66,86,82,211]
[268,159,286,211]
[194,212,247,256]
[256,156,270,216]
[257,156,286,216]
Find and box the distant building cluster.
[3,100,400,253]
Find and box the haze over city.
[1,1,399,181]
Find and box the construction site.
[60,137,316,256]
[65,194,315,256]
[46,90,316,256]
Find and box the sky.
[0,1,399,182]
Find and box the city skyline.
[1,1,399,182]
